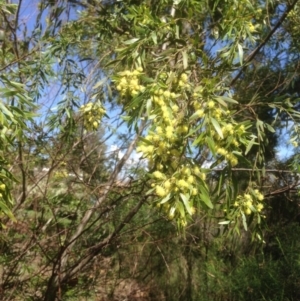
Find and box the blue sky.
[14,0,298,166]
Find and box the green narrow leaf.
[182,50,188,70]
[199,185,213,209]
[206,136,216,155]
[219,96,238,104]
[217,171,224,196]
[0,102,14,118]
[245,137,256,155]
[123,38,140,45]
[93,78,107,89]
[0,200,16,221]
[214,97,228,107]
[241,212,248,231]
[160,193,171,204]
[210,117,223,139]
[176,201,185,218]
[265,123,275,133]
[180,193,192,215]
[238,43,243,65]
[219,220,231,225]
[146,98,152,116]
[151,32,157,44]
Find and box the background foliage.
[0,0,300,300]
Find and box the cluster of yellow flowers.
[115,67,145,97]
[0,183,6,198]
[176,73,190,89]
[53,170,69,181]
[151,165,206,198]
[115,69,252,226]
[80,102,106,131]
[234,189,264,215]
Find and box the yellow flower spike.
[195,109,204,118]
[200,173,206,181]
[177,179,189,188]
[192,188,198,196]
[193,101,202,110]
[246,200,252,208]
[216,148,227,156]
[165,132,173,139]
[182,167,190,175]
[181,219,187,227]
[153,171,165,179]
[180,73,188,82]
[248,22,256,33]
[239,125,245,133]
[180,125,189,133]
[146,145,155,154]
[245,208,252,215]
[171,92,177,99]
[156,126,163,135]
[229,156,238,166]
[132,70,140,76]
[156,186,167,197]
[193,166,201,175]
[152,135,160,142]
[164,180,172,190]
[120,77,127,85]
[163,91,171,98]
[190,206,196,215]
[171,104,179,112]
[207,100,215,109]
[244,194,252,201]
[187,175,194,184]
[257,193,264,201]
[0,183,6,191]
[257,203,264,212]
[178,80,185,87]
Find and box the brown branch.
[211,168,299,174]
[229,0,300,88]
[265,182,300,197]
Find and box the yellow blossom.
[195,109,204,118]
[244,194,252,201]
[292,141,298,147]
[257,203,264,212]
[246,200,252,208]
[245,208,252,215]
[187,175,194,184]
[156,186,167,197]
[180,73,188,82]
[153,171,165,179]
[172,104,179,112]
[164,180,172,190]
[194,166,201,175]
[207,100,215,109]
[177,179,189,188]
